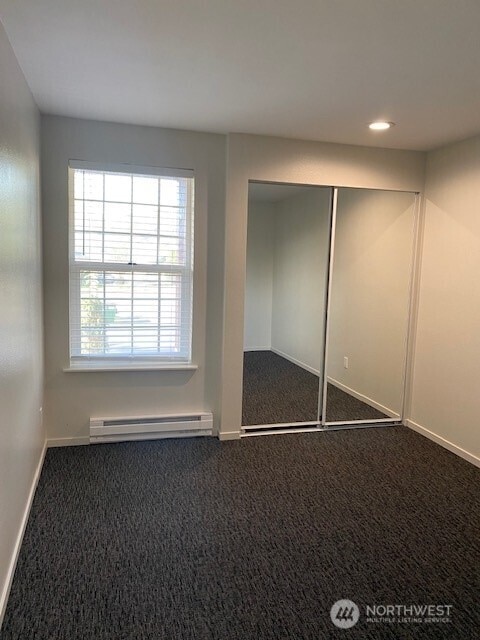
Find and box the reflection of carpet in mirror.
[242,350,388,426]
[326,383,388,423]
[242,351,318,425]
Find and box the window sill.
[64,363,198,373]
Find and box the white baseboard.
[271,348,320,377]
[218,430,241,441]
[405,419,480,468]
[244,346,271,352]
[47,436,90,448]
[0,441,47,629]
[327,377,399,419]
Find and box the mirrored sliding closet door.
[242,182,332,428]
[324,188,417,425]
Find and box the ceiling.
[1,0,480,151]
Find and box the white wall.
[41,115,226,441]
[408,135,480,464]
[327,189,416,417]
[244,202,274,350]
[0,22,44,623]
[271,188,331,375]
[221,133,425,437]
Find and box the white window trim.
[68,160,195,369]
[69,159,194,179]
[64,362,198,372]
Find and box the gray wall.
[41,116,226,441]
[409,134,480,462]
[271,188,331,375]
[244,202,274,350]
[0,22,44,622]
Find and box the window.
[69,162,194,368]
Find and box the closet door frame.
[242,182,333,434]
[320,188,421,428]
[241,182,421,436]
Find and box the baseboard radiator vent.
[90,412,213,444]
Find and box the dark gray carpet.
[243,350,318,424]
[2,428,479,639]
[242,350,387,425]
[326,384,388,423]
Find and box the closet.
[242,181,417,434]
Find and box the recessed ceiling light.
[368,121,395,131]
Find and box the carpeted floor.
[326,384,388,423]
[2,428,479,639]
[242,350,388,425]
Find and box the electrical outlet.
[343,356,349,369]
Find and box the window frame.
[67,160,195,370]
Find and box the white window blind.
[69,163,194,365]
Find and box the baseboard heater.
[89,412,213,444]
